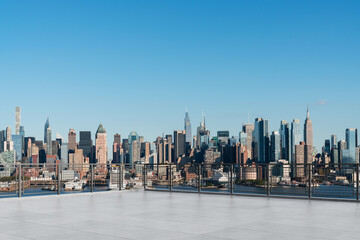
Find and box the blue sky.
[0,0,359,151]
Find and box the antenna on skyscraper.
[248,110,250,123]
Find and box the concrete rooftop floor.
[0,190,359,240]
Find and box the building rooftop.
[0,190,358,240]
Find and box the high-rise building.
[338,140,347,164]
[217,131,230,144]
[184,110,192,147]
[324,139,331,155]
[174,130,186,160]
[165,135,172,163]
[196,112,210,150]
[291,119,300,164]
[295,142,312,178]
[68,129,77,152]
[128,131,140,165]
[239,132,247,146]
[253,118,269,163]
[236,143,248,165]
[15,106,21,135]
[342,128,358,164]
[95,124,107,165]
[331,135,337,149]
[60,142,68,169]
[46,127,52,155]
[0,130,5,152]
[44,118,49,144]
[271,131,281,162]
[304,106,313,147]
[12,135,23,161]
[242,124,254,160]
[79,131,93,162]
[113,133,121,163]
[280,120,290,161]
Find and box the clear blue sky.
[0,0,359,151]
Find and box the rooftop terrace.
[0,190,359,240]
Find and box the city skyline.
[0,105,358,153]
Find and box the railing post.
[119,164,122,191]
[169,164,172,191]
[230,165,233,194]
[91,164,94,193]
[198,164,201,193]
[18,163,21,198]
[57,163,61,195]
[356,164,359,201]
[308,164,312,199]
[266,164,270,197]
[143,164,146,190]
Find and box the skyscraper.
[184,110,192,147]
[44,118,49,144]
[196,113,210,150]
[46,127,52,155]
[271,131,281,162]
[253,118,269,163]
[15,106,21,135]
[280,120,290,161]
[128,131,140,165]
[68,129,77,152]
[290,119,300,164]
[331,135,337,149]
[242,124,254,160]
[342,128,358,164]
[79,131,93,162]
[304,106,313,147]
[295,142,312,178]
[113,133,121,163]
[174,130,186,160]
[95,124,107,165]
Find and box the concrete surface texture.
[0,190,359,240]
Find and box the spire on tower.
[307,105,310,119]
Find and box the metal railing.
[1,162,359,201]
[144,163,360,201]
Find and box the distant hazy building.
[291,119,301,164]
[15,106,21,135]
[184,110,192,147]
[95,124,107,165]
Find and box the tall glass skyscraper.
[12,134,22,161]
[280,120,290,161]
[253,118,269,163]
[184,110,192,147]
[44,118,49,144]
[128,131,140,165]
[271,131,281,162]
[291,119,300,164]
